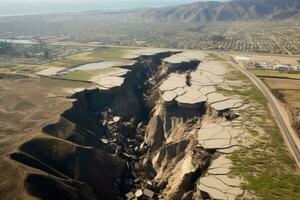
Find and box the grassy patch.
[247,128,259,137]
[210,54,300,199]
[62,71,94,81]
[218,71,267,106]
[89,47,134,61]
[227,85,300,199]
[0,63,16,69]
[229,131,300,199]
[207,53,226,62]
[43,47,134,69]
[250,69,300,80]
[44,59,95,69]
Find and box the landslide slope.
[145,0,300,22]
[0,75,124,200]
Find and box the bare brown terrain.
[0,48,299,200]
[0,74,125,200]
[1,0,300,199]
[264,78,300,136]
[229,52,300,139]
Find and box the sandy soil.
[0,74,90,199]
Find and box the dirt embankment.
[7,52,236,200]
[288,107,300,137]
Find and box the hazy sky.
[0,0,226,16]
[0,0,210,2]
[0,0,225,1]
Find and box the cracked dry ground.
[1,50,300,200]
[156,54,249,199]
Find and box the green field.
[0,63,16,69]
[41,47,135,69]
[211,54,300,200]
[88,47,134,61]
[250,69,300,80]
[229,73,300,199]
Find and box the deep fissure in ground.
[10,52,232,200]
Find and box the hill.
[144,0,300,22]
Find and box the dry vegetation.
[251,69,300,79]
[208,55,300,199]
[0,74,91,199]
[236,52,300,137]
[264,78,300,136]
[0,46,133,75]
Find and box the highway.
[218,53,300,167]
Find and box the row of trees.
[0,41,16,56]
[0,40,52,60]
[37,39,52,59]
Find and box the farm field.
[39,47,134,69]
[264,78,300,107]
[0,45,135,79]
[263,78,300,136]
[250,69,300,80]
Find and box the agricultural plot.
[264,78,300,107]
[264,78,300,136]
[251,69,300,80]
[39,47,134,69]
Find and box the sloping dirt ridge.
[7,51,252,200]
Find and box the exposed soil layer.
[288,106,300,137]
[8,52,229,200]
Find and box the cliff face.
[8,50,241,200]
[10,51,187,200]
[138,59,218,199]
[13,137,125,200]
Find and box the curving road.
[218,53,300,167]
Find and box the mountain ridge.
[144,0,300,22]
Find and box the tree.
[43,49,51,59]
[38,39,52,60]
[0,41,15,55]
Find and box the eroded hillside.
[0,49,299,200]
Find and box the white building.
[273,64,289,71]
[235,56,250,61]
[273,64,300,71]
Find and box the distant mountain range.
[144,0,300,22]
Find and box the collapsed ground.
[0,49,300,200]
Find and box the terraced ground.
[214,60,300,200]
[0,46,135,75]
[0,48,300,200]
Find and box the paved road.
[218,53,300,167]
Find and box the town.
[235,55,300,71]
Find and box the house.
[255,62,267,69]
[274,64,289,71]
